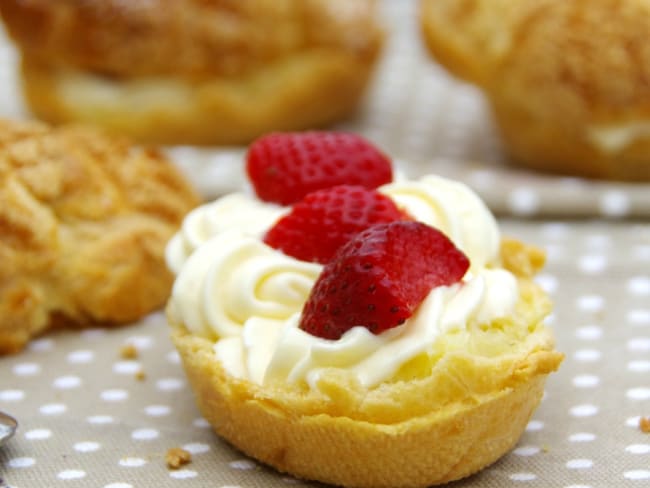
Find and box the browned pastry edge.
[19,51,379,146]
[173,324,553,488]
[0,0,384,79]
[419,0,650,181]
[0,118,201,354]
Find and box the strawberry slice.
[299,221,470,340]
[246,131,392,205]
[264,185,409,264]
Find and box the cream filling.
[167,174,517,391]
[588,122,650,153]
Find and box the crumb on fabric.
[120,343,138,359]
[166,447,192,469]
[640,416,650,433]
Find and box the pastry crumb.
[639,416,650,433]
[135,370,146,381]
[166,447,192,469]
[120,343,138,359]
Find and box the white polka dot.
[125,335,153,350]
[144,405,171,417]
[80,328,105,340]
[508,188,540,216]
[628,360,650,372]
[625,444,650,454]
[628,276,650,296]
[575,325,603,341]
[566,459,593,469]
[578,254,607,274]
[101,389,129,402]
[627,309,650,326]
[624,470,650,480]
[193,417,210,428]
[626,387,650,400]
[0,389,24,402]
[509,472,537,481]
[113,361,141,375]
[143,309,166,322]
[39,403,67,415]
[25,428,52,440]
[104,484,133,488]
[544,313,556,325]
[53,375,82,389]
[229,459,257,470]
[183,442,211,455]
[67,350,94,364]
[573,349,602,362]
[166,350,181,364]
[570,404,599,417]
[626,416,643,428]
[526,420,544,432]
[576,295,605,312]
[87,415,114,425]
[568,432,596,442]
[8,457,36,468]
[74,441,101,452]
[599,190,630,217]
[169,469,198,479]
[28,338,54,352]
[628,337,650,352]
[513,446,540,456]
[572,375,600,388]
[541,222,570,239]
[119,457,147,467]
[157,378,185,391]
[131,428,159,441]
[535,274,558,294]
[12,363,41,376]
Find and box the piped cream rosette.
[166,173,563,488]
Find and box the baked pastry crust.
[0,118,200,354]
[420,0,650,181]
[169,239,563,487]
[1,0,384,145]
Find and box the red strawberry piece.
[264,185,409,264]
[299,221,470,340]
[246,131,392,205]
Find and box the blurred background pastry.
[420,0,650,181]
[0,0,384,146]
[0,118,200,354]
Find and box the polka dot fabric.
[0,222,648,487]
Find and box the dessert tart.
[0,118,200,354]
[419,0,650,181]
[166,132,563,487]
[0,0,384,146]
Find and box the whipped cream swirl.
[166,193,286,274]
[167,175,518,390]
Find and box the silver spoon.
[0,411,17,445]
